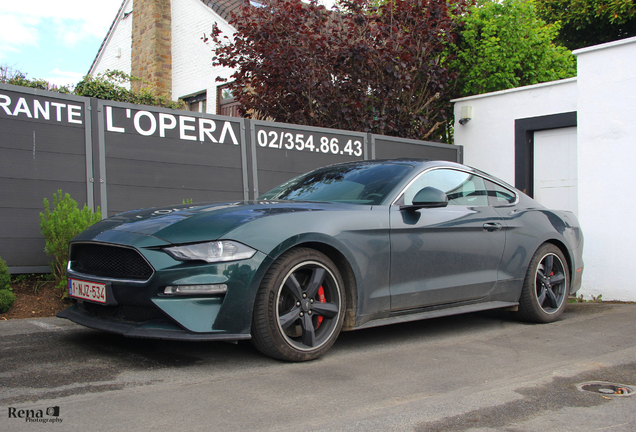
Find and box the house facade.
[90,0,241,115]
[453,36,636,301]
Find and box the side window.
[485,180,517,205]
[403,169,488,206]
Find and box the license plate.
[69,278,107,304]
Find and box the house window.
[217,84,241,117]
[182,91,207,113]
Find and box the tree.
[453,0,577,97]
[208,0,470,142]
[536,0,636,50]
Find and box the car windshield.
[258,162,414,205]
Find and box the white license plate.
[69,278,107,304]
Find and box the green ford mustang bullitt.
[58,159,584,361]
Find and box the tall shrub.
[0,257,10,290]
[40,191,101,293]
[0,290,16,314]
[0,257,15,314]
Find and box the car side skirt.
[352,301,519,331]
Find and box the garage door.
[533,127,578,215]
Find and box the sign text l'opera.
[105,106,239,145]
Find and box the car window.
[259,162,414,205]
[485,180,517,205]
[402,169,488,207]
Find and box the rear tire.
[517,244,569,323]
[251,248,345,361]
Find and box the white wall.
[574,37,636,301]
[453,36,636,301]
[171,0,236,113]
[452,79,578,185]
[90,0,133,87]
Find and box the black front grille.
[80,302,166,323]
[70,243,154,280]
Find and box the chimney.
[131,0,172,98]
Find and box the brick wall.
[131,0,173,97]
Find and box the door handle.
[483,222,503,232]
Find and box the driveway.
[1,302,635,431]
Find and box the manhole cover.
[577,381,635,397]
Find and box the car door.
[389,168,506,311]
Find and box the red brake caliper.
[315,286,326,329]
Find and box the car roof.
[327,159,518,195]
[325,158,469,171]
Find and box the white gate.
[533,127,578,215]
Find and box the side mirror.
[400,187,449,211]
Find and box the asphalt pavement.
[1,302,635,431]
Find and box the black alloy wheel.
[251,248,345,361]
[518,243,570,323]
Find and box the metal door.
[533,127,578,215]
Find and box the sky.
[0,0,125,87]
[0,0,337,89]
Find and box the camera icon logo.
[46,407,60,417]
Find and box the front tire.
[518,244,570,323]
[251,248,345,361]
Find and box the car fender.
[222,207,392,322]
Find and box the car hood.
[73,201,351,245]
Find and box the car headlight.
[164,241,256,263]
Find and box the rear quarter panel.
[493,197,584,301]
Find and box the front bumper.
[59,235,271,339]
[57,303,250,341]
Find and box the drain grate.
[577,381,635,397]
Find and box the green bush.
[0,289,16,313]
[40,191,101,294]
[1,65,71,93]
[3,66,184,107]
[0,257,10,290]
[74,70,185,110]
